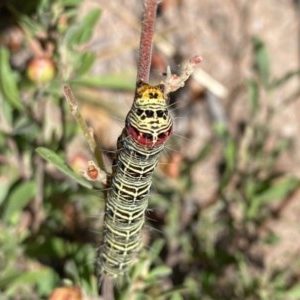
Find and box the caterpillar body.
[97,80,173,279]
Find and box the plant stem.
[63,85,107,173]
[136,0,158,82]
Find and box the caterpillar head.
[126,81,173,147]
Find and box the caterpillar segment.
[97,81,173,279]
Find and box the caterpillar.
[97,80,173,279]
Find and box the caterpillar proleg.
[97,80,173,279]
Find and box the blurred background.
[1,0,300,299]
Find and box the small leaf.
[170,293,184,300]
[51,237,71,258]
[247,178,299,218]
[79,9,101,43]
[25,269,57,296]
[19,13,45,37]
[0,271,20,288]
[25,236,70,259]
[224,137,236,172]
[36,147,92,189]
[0,47,22,110]
[75,52,96,76]
[284,284,300,298]
[2,180,36,223]
[147,266,172,280]
[0,176,10,207]
[262,231,280,245]
[256,178,298,204]
[149,239,165,260]
[65,9,101,46]
[247,80,259,116]
[252,37,270,88]
[0,92,13,132]
[71,75,135,91]
[1,269,57,296]
[61,0,82,6]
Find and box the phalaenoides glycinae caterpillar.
[97,80,173,280]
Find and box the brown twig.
[101,276,114,300]
[136,0,159,82]
[162,55,203,94]
[63,85,108,174]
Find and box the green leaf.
[79,9,101,41]
[61,0,82,6]
[149,239,165,260]
[35,147,92,189]
[159,287,188,299]
[50,237,71,258]
[75,52,96,76]
[252,37,270,88]
[65,259,80,280]
[71,75,135,91]
[0,177,10,207]
[257,178,298,203]
[262,231,280,245]
[2,180,36,223]
[0,271,20,288]
[25,236,71,259]
[0,92,13,132]
[224,136,236,172]
[65,9,101,46]
[247,178,299,218]
[0,268,57,296]
[147,266,172,280]
[247,80,259,116]
[170,293,184,300]
[284,284,300,298]
[19,13,45,39]
[0,47,22,110]
[213,122,227,138]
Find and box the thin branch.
[101,277,114,300]
[63,85,108,174]
[162,55,203,94]
[136,0,159,82]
